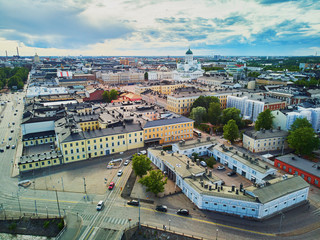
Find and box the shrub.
[9,222,17,231]
[57,219,64,231]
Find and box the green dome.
[186,48,193,55]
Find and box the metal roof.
[143,116,193,128]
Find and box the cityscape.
[0,0,320,240]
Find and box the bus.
[193,129,202,138]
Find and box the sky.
[0,0,320,56]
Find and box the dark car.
[177,209,189,216]
[0,148,4,152]
[155,205,167,212]
[127,200,139,206]
[227,171,237,176]
[6,145,10,149]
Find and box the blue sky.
[0,0,319,56]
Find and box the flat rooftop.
[174,138,217,150]
[244,129,288,140]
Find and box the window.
[94,140,96,143]
[76,149,79,153]
[284,202,287,204]
[265,209,268,212]
[36,163,39,166]
[65,150,68,154]
[289,168,292,173]
[100,138,102,142]
[105,137,108,141]
[23,165,26,169]
[283,166,286,170]
[29,164,32,167]
[232,206,236,208]
[214,203,217,205]
[293,198,296,201]
[76,142,78,146]
[53,160,56,163]
[252,209,255,211]
[277,163,280,167]
[66,157,68,161]
[308,177,311,182]
[205,202,208,204]
[301,174,305,179]
[315,179,319,185]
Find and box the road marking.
[126,206,276,237]
[84,226,94,240]
[21,197,78,204]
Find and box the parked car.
[108,182,115,190]
[177,209,189,216]
[117,170,123,176]
[10,129,14,133]
[227,171,237,176]
[0,148,4,152]
[124,160,130,166]
[6,145,10,149]
[200,161,207,167]
[127,200,139,206]
[96,201,104,211]
[217,166,225,170]
[11,145,16,149]
[155,205,167,212]
[138,150,147,155]
[8,137,12,141]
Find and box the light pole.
[279,212,285,233]
[169,219,171,231]
[46,206,48,218]
[83,177,87,194]
[216,229,218,240]
[55,190,61,217]
[138,198,141,229]
[17,193,22,216]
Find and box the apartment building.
[135,83,184,95]
[143,116,194,145]
[243,129,289,153]
[100,71,144,85]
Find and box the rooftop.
[173,138,217,150]
[244,129,289,140]
[276,154,320,178]
[144,116,193,128]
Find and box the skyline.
[0,0,320,56]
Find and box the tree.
[255,109,274,130]
[223,119,239,143]
[189,107,207,125]
[290,117,312,131]
[205,156,216,168]
[221,107,243,127]
[287,127,320,156]
[191,96,219,112]
[139,170,167,196]
[207,102,221,125]
[144,72,148,80]
[109,89,118,101]
[132,154,152,177]
[102,91,110,102]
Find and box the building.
[148,148,309,219]
[243,129,288,153]
[227,93,286,121]
[197,75,233,86]
[275,154,320,187]
[143,116,194,145]
[173,49,204,81]
[208,144,277,184]
[100,71,144,85]
[172,137,217,157]
[83,89,104,102]
[135,82,184,95]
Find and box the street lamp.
[279,212,285,233]
[46,206,48,218]
[169,219,171,231]
[216,229,218,240]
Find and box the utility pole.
[46,206,48,218]
[61,177,64,191]
[34,200,37,215]
[138,198,141,229]
[83,177,87,194]
[55,190,61,217]
[17,193,22,216]
[279,212,285,233]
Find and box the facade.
[197,76,233,86]
[227,94,286,121]
[22,130,56,147]
[275,154,320,188]
[173,49,204,81]
[135,83,184,95]
[143,116,194,145]
[100,71,144,85]
[243,129,288,153]
[148,71,173,81]
[148,149,309,219]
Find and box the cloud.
[0,0,133,49]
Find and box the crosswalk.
[103,216,128,225]
[312,208,320,216]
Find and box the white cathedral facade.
[173,48,204,81]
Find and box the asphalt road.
[0,90,320,240]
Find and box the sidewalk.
[59,212,82,240]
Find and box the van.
[96,201,104,211]
[139,150,147,155]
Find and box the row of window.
[277,163,319,185]
[144,124,192,133]
[65,149,116,161]
[22,159,58,169]
[25,138,54,145]
[204,202,257,211]
[80,121,98,125]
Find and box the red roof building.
[83,89,104,102]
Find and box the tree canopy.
[102,89,118,103]
[139,170,167,196]
[191,96,220,112]
[290,117,312,131]
[207,102,221,125]
[223,119,239,143]
[255,109,274,130]
[221,107,243,128]
[0,67,29,90]
[190,106,207,125]
[132,154,152,177]
[287,127,320,156]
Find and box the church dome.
[186,48,193,55]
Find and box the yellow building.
[135,83,185,95]
[74,114,100,131]
[19,151,63,172]
[22,130,56,147]
[57,124,144,163]
[166,93,200,115]
[143,116,194,145]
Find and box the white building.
[173,49,204,81]
[147,148,309,219]
[172,138,217,157]
[26,86,69,98]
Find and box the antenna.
[16,47,19,57]
[5,50,8,60]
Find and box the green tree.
[132,154,152,177]
[102,91,110,102]
[290,117,312,131]
[144,72,148,80]
[191,96,219,112]
[139,170,167,196]
[223,119,239,143]
[205,156,216,168]
[287,127,320,156]
[221,107,243,128]
[207,102,221,125]
[255,109,274,130]
[190,106,207,125]
[109,89,118,101]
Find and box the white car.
[217,166,226,170]
[124,160,130,166]
[117,170,123,176]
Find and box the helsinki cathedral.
[173,48,204,81]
